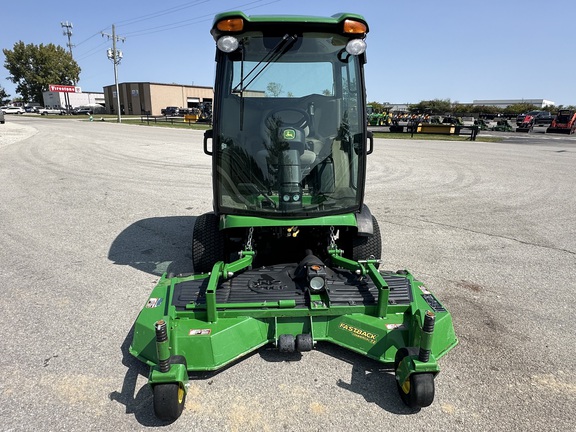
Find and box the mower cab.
[129,12,457,422]
[208,14,370,218]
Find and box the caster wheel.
[277,334,296,353]
[153,382,186,421]
[395,347,435,409]
[296,334,313,352]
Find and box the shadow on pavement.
[108,216,195,276]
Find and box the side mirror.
[203,129,213,155]
[367,130,374,155]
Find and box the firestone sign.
[49,84,81,93]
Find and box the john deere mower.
[129,11,457,421]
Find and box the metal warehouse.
[102,82,213,116]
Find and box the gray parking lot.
[1,116,575,431]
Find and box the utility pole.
[61,21,75,57]
[102,25,125,123]
[61,21,75,113]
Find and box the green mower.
[129,11,457,422]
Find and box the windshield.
[213,32,366,218]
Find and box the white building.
[472,99,555,109]
[42,90,105,110]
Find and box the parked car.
[39,107,65,115]
[516,110,553,127]
[72,107,94,115]
[161,106,180,116]
[0,110,5,124]
[1,106,25,114]
[460,116,476,127]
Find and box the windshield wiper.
[232,34,298,94]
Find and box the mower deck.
[171,266,412,309]
[130,251,457,379]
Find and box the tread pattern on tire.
[153,383,185,422]
[352,215,382,262]
[192,213,225,273]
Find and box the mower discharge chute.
[129,12,458,422]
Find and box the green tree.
[503,103,539,115]
[367,101,385,112]
[408,99,452,114]
[0,85,10,104]
[3,41,80,103]
[471,105,499,115]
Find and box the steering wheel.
[265,108,310,130]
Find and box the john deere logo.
[283,129,296,140]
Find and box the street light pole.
[102,25,125,123]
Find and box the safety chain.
[329,226,338,249]
[245,227,254,251]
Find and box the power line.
[74,0,279,54]
[115,0,210,27]
[75,28,110,48]
[69,0,282,80]
[75,40,110,62]
[120,0,281,38]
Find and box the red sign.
[49,84,81,93]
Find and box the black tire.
[278,334,296,353]
[352,215,382,262]
[192,213,225,273]
[295,334,313,352]
[395,347,435,409]
[394,346,419,372]
[153,383,186,421]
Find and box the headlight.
[217,36,239,52]
[346,39,366,55]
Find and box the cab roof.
[211,11,368,40]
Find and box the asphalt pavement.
[1,116,575,431]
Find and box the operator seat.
[255,111,321,180]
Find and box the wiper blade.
[233,34,298,94]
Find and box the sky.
[1,0,575,106]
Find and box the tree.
[408,99,452,114]
[3,41,80,103]
[367,101,385,112]
[0,85,10,105]
[503,103,539,115]
[266,82,283,97]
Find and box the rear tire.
[192,213,225,273]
